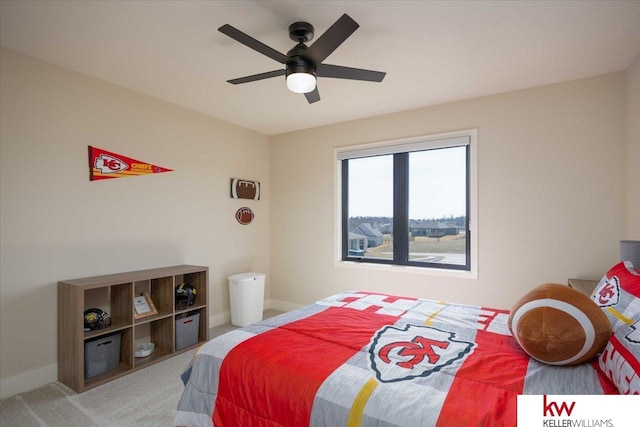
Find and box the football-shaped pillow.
[508,283,611,365]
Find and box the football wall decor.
[235,207,254,225]
[231,178,260,200]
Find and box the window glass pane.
[408,147,467,265]
[347,155,393,260]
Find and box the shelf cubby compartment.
[134,316,173,369]
[134,275,174,319]
[83,327,133,389]
[175,306,208,351]
[174,270,207,311]
[84,282,134,332]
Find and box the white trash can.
[228,272,265,327]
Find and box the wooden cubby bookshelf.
[58,265,208,393]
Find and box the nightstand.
[567,278,600,296]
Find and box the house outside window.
[336,130,477,275]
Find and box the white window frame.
[334,129,478,279]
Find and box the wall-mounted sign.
[88,146,172,181]
[230,178,260,200]
[235,207,254,225]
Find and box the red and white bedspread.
[174,292,616,427]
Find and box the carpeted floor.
[0,350,195,427]
[0,311,282,427]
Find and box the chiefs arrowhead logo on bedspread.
[592,276,620,307]
[369,324,475,383]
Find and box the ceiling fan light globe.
[286,72,316,93]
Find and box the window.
[338,131,476,273]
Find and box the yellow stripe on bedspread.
[606,306,635,324]
[347,378,379,426]
[423,301,446,326]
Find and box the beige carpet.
[0,349,195,427]
[0,312,281,427]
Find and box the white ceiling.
[2,1,640,135]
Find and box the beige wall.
[0,48,270,397]
[627,51,640,238]
[270,72,628,311]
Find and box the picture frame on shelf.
[133,293,158,319]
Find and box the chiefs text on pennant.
[88,146,172,181]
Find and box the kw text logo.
[543,395,575,417]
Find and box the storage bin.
[175,312,200,350]
[84,332,121,379]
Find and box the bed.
[174,290,624,427]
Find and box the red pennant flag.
[88,146,172,181]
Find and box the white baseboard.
[267,299,303,312]
[0,363,58,400]
[208,299,301,328]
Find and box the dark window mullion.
[393,153,409,263]
[341,160,349,259]
[464,145,471,270]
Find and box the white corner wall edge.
[0,363,57,400]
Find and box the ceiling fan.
[218,14,386,104]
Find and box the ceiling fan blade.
[304,87,320,104]
[227,69,285,85]
[316,64,386,82]
[303,14,359,65]
[219,24,289,64]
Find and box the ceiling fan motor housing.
[286,43,316,77]
[288,22,314,43]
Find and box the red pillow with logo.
[590,261,640,394]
